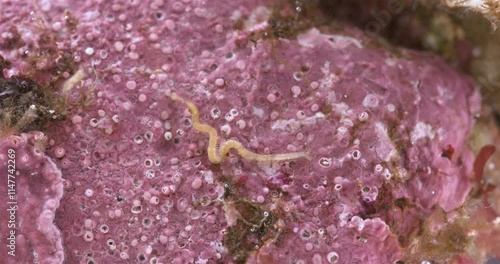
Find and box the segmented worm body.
[167,92,310,164]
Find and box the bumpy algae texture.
[0,0,490,263]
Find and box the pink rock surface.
[0,0,481,263]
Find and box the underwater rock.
[0,1,482,263]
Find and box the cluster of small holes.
[155,11,164,20]
[131,205,142,214]
[220,124,231,136]
[23,19,446,261]
[382,168,392,180]
[137,253,147,262]
[229,109,239,116]
[144,131,153,142]
[225,52,234,59]
[200,196,211,206]
[118,251,129,260]
[236,120,246,129]
[225,113,235,122]
[145,169,155,179]
[164,120,171,129]
[164,131,173,140]
[293,72,303,81]
[133,179,142,188]
[107,239,116,250]
[142,217,152,227]
[103,188,112,197]
[90,118,99,127]
[301,229,311,240]
[100,225,109,233]
[83,231,94,242]
[327,251,339,263]
[318,158,332,168]
[296,110,306,120]
[191,210,201,220]
[149,196,160,205]
[210,107,221,119]
[352,150,361,160]
[358,112,369,121]
[194,148,203,156]
[134,136,144,144]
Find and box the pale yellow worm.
[167,92,310,164]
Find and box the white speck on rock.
[362,94,379,108]
[252,107,265,119]
[411,122,435,144]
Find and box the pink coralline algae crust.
[0,132,64,264]
[0,1,481,264]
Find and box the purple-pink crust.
[0,132,64,263]
[0,1,480,263]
